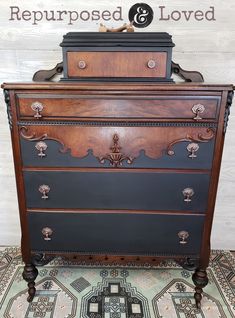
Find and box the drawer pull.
[147,59,156,69]
[187,143,199,159]
[182,188,194,202]
[42,227,53,241]
[35,141,47,158]
[178,231,189,244]
[78,60,86,69]
[38,184,50,200]
[31,101,43,119]
[192,104,205,120]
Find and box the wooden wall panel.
[0,0,234,249]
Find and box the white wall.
[0,0,234,248]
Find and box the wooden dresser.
[2,32,234,309]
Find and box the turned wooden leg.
[192,268,208,309]
[22,263,38,302]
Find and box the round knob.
[42,227,53,241]
[182,188,195,202]
[78,60,86,69]
[147,60,156,69]
[178,231,189,244]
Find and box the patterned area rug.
[0,247,234,318]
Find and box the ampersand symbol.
[134,6,149,25]
[129,3,154,28]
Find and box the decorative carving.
[19,121,218,128]
[98,134,134,167]
[178,231,189,244]
[192,268,209,309]
[22,263,38,302]
[224,90,234,134]
[99,22,134,32]
[20,126,69,154]
[33,61,63,82]
[167,128,215,156]
[31,253,54,266]
[171,61,204,83]
[178,257,199,271]
[4,89,13,130]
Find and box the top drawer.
[60,32,174,81]
[67,52,167,78]
[17,94,220,122]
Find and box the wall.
[0,0,234,248]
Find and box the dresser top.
[2,82,233,91]
[60,32,175,48]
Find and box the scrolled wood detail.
[171,61,204,83]
[97,134,135,167]
[167,128,215,156]
[20,126,69,154]
[19,125,215,162]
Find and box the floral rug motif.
[0,247,234,317]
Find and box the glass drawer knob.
[78,60,86,69]
[147,60,156,69]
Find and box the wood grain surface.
[0,0,234,248]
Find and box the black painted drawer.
[24,171,210,212]
[20,138,215,170]
[28,212,205,255]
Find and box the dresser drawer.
[67,52,167,78]
[28,212,205,255]
[17,94,220,121]
[24,171,210,212]
[20,125,216,169]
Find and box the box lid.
[60,32,175,48]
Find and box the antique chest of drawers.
[2,32,234,309]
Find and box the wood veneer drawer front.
[20,125,216,169]
[24,171,210,212]
[17,94,220,121]
[67,52,167,78]
[28,212,204,255]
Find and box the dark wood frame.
[2,82,233,308]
